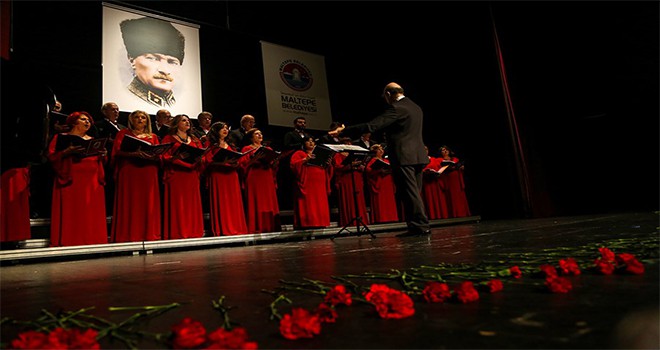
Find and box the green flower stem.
[268,294,292,321]
[96,303,179,340]
[278,279,330,294]
[108,329,139,350]
[211,296,235,330]
[107,303,180,312]
[330,276,361,293]
[39,309,65,329]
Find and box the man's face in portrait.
[120,16,185,107]
[131,53,181,93]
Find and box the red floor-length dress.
[111,129,162,243]
[332,153,369,227]
[48,134,107,247]
[290,150,332,229]
[0,167,31,242]
[161,135,205,239]
[365,157,399,224]
[204,146,248,236]
[422,156,449,220]
[439,156,471,218]
[240,145,281,233]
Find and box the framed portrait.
[102,3,203,117]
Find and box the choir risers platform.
[0,215,481,265]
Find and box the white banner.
[102,4,203,118]
[260,41,332,130]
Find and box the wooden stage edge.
[0,216,481,265]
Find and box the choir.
[0,108,473,247]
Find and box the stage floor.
[1,212,658,349]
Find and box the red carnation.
[10,330,52,349]
[510,266,522,279]
[454,281,480,303]
[545,276,572,293]
[363,284,415,319]
[539,264,558,278]
[486,279,504,293]
[59,328,100,349]
[171,317,207,349]
[279,308,321,340]
[11,328,101,350]
[594,258,615,275]
[422,281,452,303]
[51,328,102,349]
[559,258,581,276]
[616,253,645,275]
[599,247,616,262]
[324,285,353,306]
[205,327,258,349]
[315,302,338,323]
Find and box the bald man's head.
[383,82,404,104]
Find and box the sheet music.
[321,144,370,153]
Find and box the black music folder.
[212,147,254,163]
[172,143,210,165]
[120,134,173,157]
[55,134,108,158]
[320,144,371,166]
[251,147,281,165]
[440,159,464,171]
[369,158,391,171]
[306,145,336,168]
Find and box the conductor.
[329,82,431,237]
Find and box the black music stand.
[330,148,376,240]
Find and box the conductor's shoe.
[395,231,418,238]
[396,229,431,237]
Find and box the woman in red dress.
[203,121,248,236]
[239,128,281,233]
[332,138,369,228]
[422,146,449,220]
[438,145,471,218]
[1,167,31,242]
[111,110,162,243]
[365,144,399,224]
[161,114,205,239]
[48,111,108,246]
[289,136,333,229]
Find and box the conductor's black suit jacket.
[344,97,428,166]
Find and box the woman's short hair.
[65,111,94,126]
[245,128,261,142]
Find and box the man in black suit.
[95,102,126,152]
[330,82,431,237]
[353,132,373,150]
[282,116,313,151]
[151,109,172,140]
[95,102,126,218]
[228,114,255,150]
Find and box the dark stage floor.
[1,212,658,349]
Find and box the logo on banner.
[279,60,313,91]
